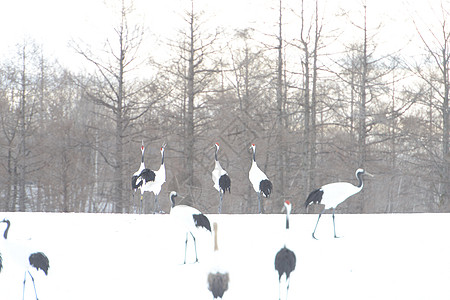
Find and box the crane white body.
[139,145,166,213]
[132,142,147,213]
[317,182,361,209]
[168,192,211,264]
[208,222,229,299]
[0,219,49,300]
[305,168,373,239]
[249,144,272,213]
[212,160,228,192]
[212,143,231,214]
[275,201,296,300]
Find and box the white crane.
[0,219,50,300]
[207,222,229,299]
[137,143,166,213]
[249,144,273,213]
[132,141,150,213]
[168,191,211,264]
[274,200,296,300]
[211,143,231,214]
[305,168,373,239]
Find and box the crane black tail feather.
[219,174,231,193]
[29,252,49,276]
[260,179,272,197]
[193,214,211,232]
[305,188,324,208]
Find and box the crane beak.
[281,205,286,213]
[365,171,374,177]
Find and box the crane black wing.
[139,168,156,182]
[131,175,142,189]
[29,252,50,275]
[193,214,211,232]
[305,188,324,208]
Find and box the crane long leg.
[286,276,291,300]
[184,232,188,264]
[191,232,198,263]
[219,191,223,214]
[278,279,281,300]
[257,192,262,214]
[332,208,340,238]
[29,271,39,300]
[312,208,326,239]
[23,272,26,300]
[153,194,161,213]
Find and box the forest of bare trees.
[0,0,449,214]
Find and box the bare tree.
[413,4,450,208]
[73,0,151,213]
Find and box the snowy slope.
[0,212,449,300]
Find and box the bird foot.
[312,233,319,240]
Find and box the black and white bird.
[212,143,231,214]
[168,191,211,264]
[207,222,229,299]
[305,168,373,239]
[0,219,49,300]
[132,141,148,213]
[275,200,296,300]
[249,144,273,213]
[137,143,166,213]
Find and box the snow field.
[0,212,449,299]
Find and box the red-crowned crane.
[305,168,374,239]
[249,144,272,213]
[275,200,296,300]
[212,143,231,214]
[132,141,150,213]
[137,143,166,213]
[168,191,211,264]
[207,222,229,299]
[0,219,49,300]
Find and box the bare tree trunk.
[275,0,285,210]
[18,45,27,212]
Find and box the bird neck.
[141,151,145,163]
[214,226,219,252]
[215,148,219,162]
[286,214,290,230]
[161,150,165,165]
[170,196,176,208]
[2,220,10,239]
[252,149,256,162]
[356,171,364,189]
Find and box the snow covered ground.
[0,212,449,300]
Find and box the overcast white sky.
[0,0,444,70]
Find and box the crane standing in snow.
[305,168,373,239]
[275,200,296,300]
[0,219,50,300]
[168,191,211,264]
[249,144,273,213]
[132,141,151,213]
[211,143,231,214]
[137,143,166,213]
[207,222,229,299]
